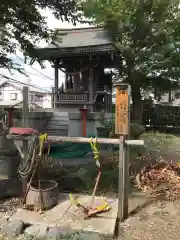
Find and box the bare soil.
[118,133,180,240]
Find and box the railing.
[59,93,88,102]
[51,92,89,103]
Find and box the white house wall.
[0,83,52,108]
[112,88,180,106]
[42,94,52,108]
[0,84,23,102]
[160,89,180,106]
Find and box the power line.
[24,71,53,79]
[15,55,55,81]
[0,73,51,92]
[0,90,51,92]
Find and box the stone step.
[52,112,68,117]
[50,115,69,119]
[46,129,68,136]
[49,121,69,125]
[47,122,69,127]
[46,127,68,131]
[48,120,69,124]
[46,125,68,130]
[45,111,69,136]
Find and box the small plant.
[130,122,145,139]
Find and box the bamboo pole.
[7,134,144,146]
[48,136,144,146]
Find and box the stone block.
[24,224,48,239]
[46,226,74,240]
[2,219,24,237]
[73,232,102,240]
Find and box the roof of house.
[0,80,49,94]
[0,100,42,108]
[0,100,22,108]
[33,27,118,59]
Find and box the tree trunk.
[131,83,143,123]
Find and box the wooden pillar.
[109,94,112,112]
[115,84,131,224]
[51,87,54,108]
[65,73,68,91]
[88,67,94,110]
[168,89,172,103]
[54,61,59,108]
[82,70,88,91]
[74,72,81,92]
[7,108,13,128]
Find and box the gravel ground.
[119,199,180,240]
[0,198,19,219]
[2,196,180,240]
[0,198,20,240]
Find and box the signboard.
[115,85,130,135]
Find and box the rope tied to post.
[90,137,100,169]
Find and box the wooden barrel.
[26,180,59,210]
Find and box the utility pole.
[23,86,29,128]
[22,86,29,202]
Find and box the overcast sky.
[0,9,90,90]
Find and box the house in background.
[0,79,52,109]
[112,77,180,106]
[153,89,180,106]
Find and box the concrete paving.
[10,194,117,237]
[10,193,149,237]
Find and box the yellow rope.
[38,133,50,157]
[69,193,81,206]
[69,138,109,211]
[90,137,100,168]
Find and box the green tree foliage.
[0,0,80,72]
[83,0,180,119]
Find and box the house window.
[35,95,43,102]
[175,92,180,99]
[29,95,34,102]
[10,93,17,100]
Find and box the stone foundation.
[68,112,112,137]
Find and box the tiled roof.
[47,27,113,49]
[34,27,119,60]
[0,100,42,108]
[0,100,22,108]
